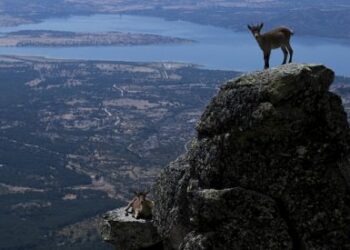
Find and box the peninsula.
[0,30,194,47]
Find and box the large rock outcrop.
[153,64,350,249]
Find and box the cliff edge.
[103,64,350,249]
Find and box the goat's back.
[261,26,294,49]
[267,27,294,38]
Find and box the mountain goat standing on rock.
[248,23,294,69]
[125,191,154,220]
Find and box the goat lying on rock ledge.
[125,191,154,220]
[248,23,294,69]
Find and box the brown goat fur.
[125,191,154,220]
[248,23,294,69]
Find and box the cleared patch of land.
[0,30,193,47]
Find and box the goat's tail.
[281,27,294,38]
[285,27,294,36]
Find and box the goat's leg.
[286,43,293,63]
[134,209,140,219]
[264,51,271,69]
[125,198,136,215]
[281,47,288,65]
[125,204,131,216]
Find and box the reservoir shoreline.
[0,14,349,77]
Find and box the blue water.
[0,14,349,76]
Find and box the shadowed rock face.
[153,64,350,249]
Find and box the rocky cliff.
[103,64,350,249]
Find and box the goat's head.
[247,23,264,38]
[125,190,153,219]
[134,191,149,203]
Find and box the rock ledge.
[101,208,162,250]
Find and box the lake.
[0,14,349,76]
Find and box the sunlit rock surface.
[102,208,162,250]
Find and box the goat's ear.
[144,190,150,196]
[259,23,264,30]
[247,24,252,31]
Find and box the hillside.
[0,56,237,250]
